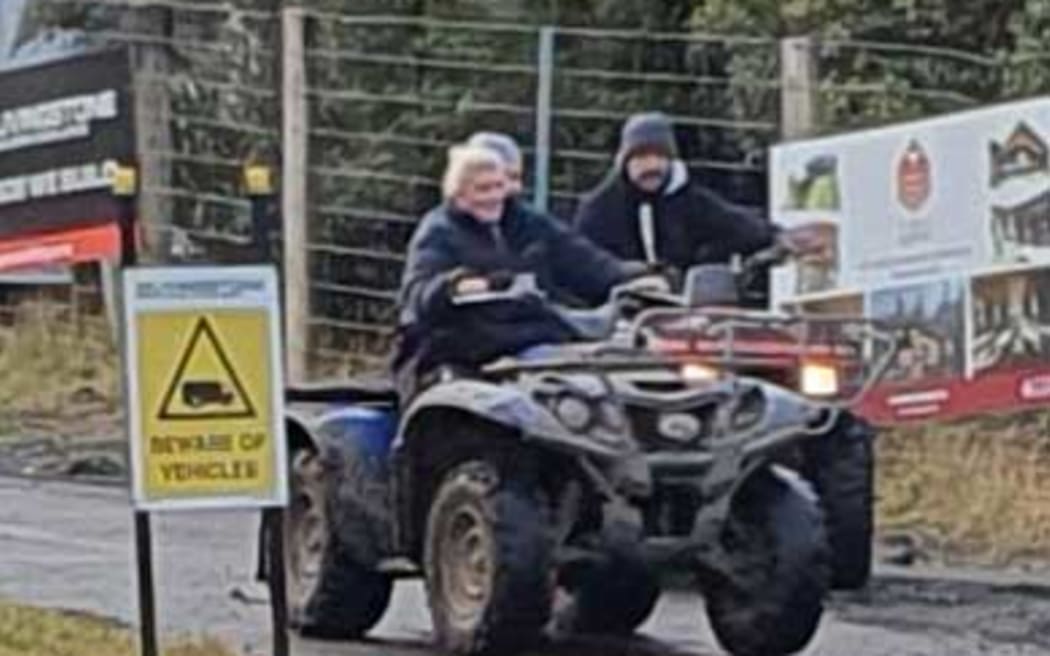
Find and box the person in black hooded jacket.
[392,144,645,401]
[574,112,779,269]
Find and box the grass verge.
[877,408,1050,567]
[0,302,120,439]
[0,602,236,656]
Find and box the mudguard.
[395,378,625,460]
[392,379,632,557]
[285,405,399,565]
[747,379,834,440]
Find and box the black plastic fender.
[396,379,624,460]
[394,379,633,556]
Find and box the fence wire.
[301,14,785,373]
[24,1,1050,377]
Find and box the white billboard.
[771,97,1050,422]
[772,97,1050,299]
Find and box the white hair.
[442,144,503,199]
[467,131,523,169]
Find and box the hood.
[664,160,690,196]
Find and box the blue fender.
[300,405,399,565]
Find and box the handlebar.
[447,241,794,339]
[740,241,793,273]
[450,272,545,306]
[450,272,687,342]
[450,272,621,340]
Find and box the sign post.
[244,164,290,656]
[117,163,287,655]
[113,165,159,656]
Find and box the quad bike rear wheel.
[270,447,392,639]
[425,460,554,655]
[804,413,875,590]
[704,469,829,656]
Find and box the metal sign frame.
[122,264,288,512]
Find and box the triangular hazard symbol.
[157,317,256,421]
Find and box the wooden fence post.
[281,7,309,384]
[780,36,819,140]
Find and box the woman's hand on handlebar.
[622,272,672,294]
[621,260,681,291]
[448,268,515,298]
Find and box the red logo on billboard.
[897,140,931,212]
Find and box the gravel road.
[2,475,1050,656]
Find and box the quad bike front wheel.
[804,413,875,590]
[270,447,392,639]
[564,555,661,635]
[703,469,829,656]
[424,460,554,655]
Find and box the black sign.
[0,48,133,238]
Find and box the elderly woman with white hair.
[393,141,642,399]
[467,131,524,196]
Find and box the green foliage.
[693,0,1050,133]
[27,0,1050,373]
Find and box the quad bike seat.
[285,375,399,406]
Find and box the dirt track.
[2,475,1050,656]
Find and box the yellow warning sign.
[124,267,286,511]
[157,317,256,421]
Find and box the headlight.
[800,362,839,397]
[681,363,719,385]
[599,400,627,431]
[658,412,703,444]
[554,395,594,432]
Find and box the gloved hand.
[447,268,516,298]
[447,268,487,297]
[621,261,677,293]
[621,273,672,294]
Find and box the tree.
[693,0,1050,134]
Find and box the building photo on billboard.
[971,268,1050,376]
[868,278,966,385]
[855,278,967,422]
[988,121,1050,264]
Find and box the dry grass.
[2,300,1049,567]
[0,602,235,656]
[0,302,120,438]
[877,408,1050,567]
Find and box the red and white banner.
[0,223,120,272]
[858,366,1050,424]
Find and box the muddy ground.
[2,476,1050,656]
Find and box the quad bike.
[640,241,881,591]
[262,247,896,656]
